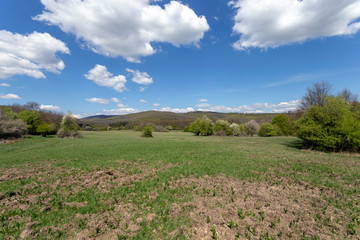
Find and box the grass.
[0,130,359,239]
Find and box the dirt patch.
[169,175,351,239]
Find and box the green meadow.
[0,131,359,239]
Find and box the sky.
[1,0,360,118]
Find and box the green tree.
[271,114,293,136]
[297,97,360,152]
[18,110,41,135]
[258,122,277,137]
[141,125,154,137]
[213,120,232,136]
[189,115,214,136]
[36,123,52,137]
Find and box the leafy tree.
[300,81,333,110]
[230,123,240,136]
[189,115,214,136]
[245,120,260,136]
[36,123,52,137]
[271,114,293,136]
[57,112,81,138]
[258,122,277,137]
[297,97,360,152]
[18,110,41,135]
[214,120,232,136]
[141,125,153,137]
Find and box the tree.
[189,115,214,136]
[213,120,232,136]
[23,101,40,111]
[271,114,293,136]
[18,110,41,135]
[337,88,358,103]
[258,122,277,137]
[36,123,52,137]
[0,109,27,139]
[57,112,81,138]
[141,125,153,137]
[245,120,260,136]
[300,81,333,110]
[297,97,360,152]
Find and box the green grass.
[0,131,359,239]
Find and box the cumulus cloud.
[111,97,120,103]
[157,107,195,113]
[0,30,69,79]
[86,97,110,104]
[85,65,127,92]
[139,99,147,103]
[39,104,61,111]
[0,93,21,99]
[153,103,160,107]
[197,100,300,113]
[199,99,208,102]
[35,0,209,62]
[126,68,153,85]
[0,83,10,87]
[230,0,360,50]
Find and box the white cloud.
[0,93,21,99]
[126,68,153,85]
[35,0,209,62]
[139,87,148,92]
[85,65,127,92]
[39,104,61,111]
[264,74,323,88]
[111,97,120,103]
[230,0,360,50]
[199,99,208,102]
[139,99,147,103]
[86,97,110,104]
[117,103,127,108]
[157,107,195,113]
[0,30,69,79]
[195,103,211,108]
[100,108,139,115]
[0,83,10,87]
[197,100,300,113]
[153,103,160,107]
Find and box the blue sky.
[1,0,360,118]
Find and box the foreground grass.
[0,131,359,239]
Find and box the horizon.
[1,0,360,118]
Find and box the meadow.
[0,131,359,239]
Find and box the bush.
[258,122,277,137]
[142,125,153,137]
[297,97,360,152]
[57,112,81,138]
[18,110,41,135]
[245,120,260,136]
[36,123,52,137]
[230,123,240,136]
[271,114,293,136]
[189,115,214,136]
[0,119,27,139]
[214,120,232,136]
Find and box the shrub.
[297,97,360,152]
[239,123,246,136]
[18,110,41,135]
[153,125,167,132]
[189,115,214,136]
[142,125,153,137]
[214,120,232,136]
[258,122,277,137]
[57,112,81,138]
[36,123,52,137]
[271,114,293,136]
[0,109,27,139]
[230,123,240,136]
[245,120,260,136]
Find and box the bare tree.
[300,81,333,110]
[23,101,40,111]
[337,88,358,102]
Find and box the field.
[0,131,359,239]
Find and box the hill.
[80,110,291,129]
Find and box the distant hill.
[80,110,291,129]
